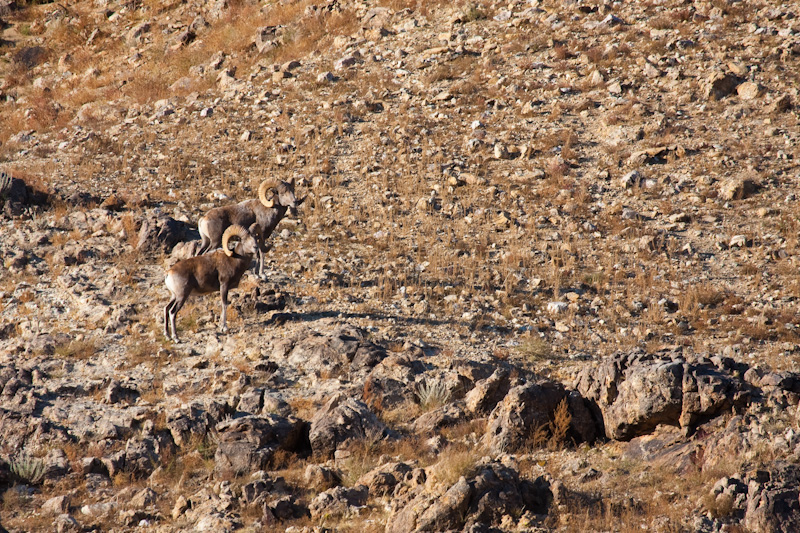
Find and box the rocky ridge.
[1,0,800,531]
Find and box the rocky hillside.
[1,0,800,531]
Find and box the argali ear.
[248,223,260,237]
[288,177,295,186]
[296,195,307,206]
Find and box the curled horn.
[258,179,277,208]
[221,225,249,257]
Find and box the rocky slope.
[1,0,800,531]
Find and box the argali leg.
[257,243,265,279]
[219,285,230,333]
[195,236,212,256]
[164,298,176,339]
[168,296,188,341]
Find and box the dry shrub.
[548,398,572,450]
[517,338,553,362]
[0,109,28,146]
[25,90,65,131]
[124,71,172,105]
[378,0,452,18]
[553,45,569,60]
[525,423,550,451]
[560,132,578,160]
[415,378,451,410]
[427,445,479,487]
[584,45,605,64]
[523,398,573,452]
[338,438,383,486]
[545,157,570,180]
[202,3,264,57]
[702,492,735,519]
[267,448,305,472]
[680,284,727,313]
[260,0,360,64]
[120,213,140,248]
[54,338,99,360]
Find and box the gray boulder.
[166,400,229,447]
[214,415,306,477]
[309,484,368,518]
[464,367,513,414]
[387,461,551,533]
[483,380,569,453]
[304,464,342,491]
[283,325,387,375]
[575,351,750,440]
[744,463,800,533]
[363,351,426,411]
[309,394,391,457]
[412,402,467,434]
[356,461,412,498]
[137,212,197,254]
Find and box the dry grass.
[516,338,554,362]
[1,0,799,530]
[426,444,480,487]
[53,338,99,360]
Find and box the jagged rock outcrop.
[706,463,800,532]
[743,464,800,532]
[386,460,552,532]
[308,394,391,457]
[363,351,427,411]
[276,325,387,376]
[213,415,306,477]
[575,351,751,440]
[309,484,368,518]
[137,212,197,254]
[166,400,230,447]
[357,461,412,498]
[0,172,47,217]
[304,464,342,491]
[483,379,596,452]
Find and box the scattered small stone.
[317,71,337,83]
[719,177,758,201]
[737,81,764,100]
[547,301,568,314]
[729,235,750,248]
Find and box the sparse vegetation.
[415,378,451,410]
[9,452,45,486]
[1,0,800,530]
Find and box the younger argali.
[164,224,258,341]
[195,178,303,278]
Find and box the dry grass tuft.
[427,444,480,487]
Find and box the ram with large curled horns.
[164,224,260,341]
[195,178,304,278]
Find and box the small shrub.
[548,398,572,450]
[9,452,45,485]
[416,379,450,410]
[54,338,98,360]
[462,3,486,22]
[517,339,553,361]
[702,492,734,519]
[428,445,479,487]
